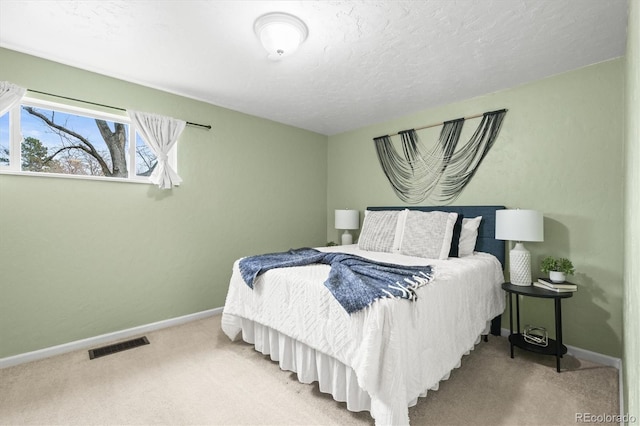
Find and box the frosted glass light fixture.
[254,12,308,60]
[495,209,544,286]
[335,209,359,245]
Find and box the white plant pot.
[549,271,566,283]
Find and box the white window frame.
[0,97,177,184]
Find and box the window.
[0,97,177,182]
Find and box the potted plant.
[540,256,576,283]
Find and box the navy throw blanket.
[239,248,434,314]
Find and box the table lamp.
[495,209,544,286]
[335,209,359,245]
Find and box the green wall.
[624,0,640,419]
[0,42,632,367]
[0,48,328,358]
[327,59,625,358]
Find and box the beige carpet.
[0,315,619,425]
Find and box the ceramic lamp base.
[341,230,353,245]
[509,242,532,286]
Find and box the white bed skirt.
[231,315,487,417]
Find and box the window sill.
[0,169,154,185]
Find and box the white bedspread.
[221,245,505,425]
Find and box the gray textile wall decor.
[373,109,507,204]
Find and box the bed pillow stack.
[358,209,483,259]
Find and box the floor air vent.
[88,336,149,360]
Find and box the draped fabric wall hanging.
[373,109,507,204]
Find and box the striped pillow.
[400,211,458,259]
[358,210,403,253]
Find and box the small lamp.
[495,209,544,286]
[335,209,359,245]
[254,12,308,60]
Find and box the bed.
[221,205,506,425]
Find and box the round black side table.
[502,282,574,372]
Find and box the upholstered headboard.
[367,205,506,268]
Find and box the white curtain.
[0,81,26,116]
[127,110,186,189]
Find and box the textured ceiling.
[0,0,629,135]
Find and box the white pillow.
[358,210,403,253]
[400,210,458,260]
[458,216,482,257]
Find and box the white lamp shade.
[495,209,544,242]
[335,209,359,230]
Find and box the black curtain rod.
[27,89,212,130]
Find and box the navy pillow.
[448,213,464,257]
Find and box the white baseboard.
[0,307,223,369]
[499,327,621,369]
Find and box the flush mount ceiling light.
[253,12,308,61]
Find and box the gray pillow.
[400,211,458,259]
[358,210,400,253]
